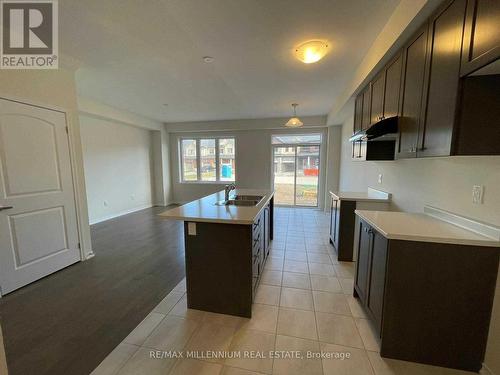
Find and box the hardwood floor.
[0,206,184,375]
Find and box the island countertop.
[159,189,274,225]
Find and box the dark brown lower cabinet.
[354,218,499,372]
[329,197,356,261]
[184,199,273,318]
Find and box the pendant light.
[285,103,304,128]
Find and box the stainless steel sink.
[214,194,264,206]
[233,195,264,201]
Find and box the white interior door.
[0,98,80,295]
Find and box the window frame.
[179,137,236,183]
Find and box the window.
[271,134,322,145]
[180,138,236,182]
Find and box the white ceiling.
[60,0,401,123]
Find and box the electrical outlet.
[378,174,383,184]
[130,194,135,201]
[472,185,484,204]
[103,200,109,207]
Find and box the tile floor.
[91,207,476,375]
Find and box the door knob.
[0,206,13,211]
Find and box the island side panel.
[269,196,274,241]
[184,221,253,318]
[381,240,500,372]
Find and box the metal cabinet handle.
[0,206,13,211]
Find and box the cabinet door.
[371,71,386,124]
[367,230,388,334]
[354,93,364,133]
[461,0,500,76]
[355,221,372,301]
[329,197,336,243]
[264,207,270,257]
[397,25,429,159]
[361,86,372,130]
[384,54,403,118]
[419,0,466,157]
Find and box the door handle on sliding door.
[0,206,13,211]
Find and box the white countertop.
[159,189,274,225]
[355,210,500,247]
[330,188,391,203]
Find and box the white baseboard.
[89,204,153,225]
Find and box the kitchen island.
[159,189,274,318]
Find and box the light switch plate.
[378,174,383,184]
[472,185,484,204]
[188,222,197,235]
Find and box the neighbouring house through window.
[180,138,236,182]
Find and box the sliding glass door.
[272,135,321,207]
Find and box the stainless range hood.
[349,116,399,142]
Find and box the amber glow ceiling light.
[295,40,329,64]
[285,103,304,128]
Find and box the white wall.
[336,104,500,375]
[167,117,329,208]
[80,115,156,224]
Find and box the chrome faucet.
[224,183,236,201]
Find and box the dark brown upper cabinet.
[383,54,403,119]
[460,0,500,76]
[361,85,372,130]
[353,93,363,134]
[396,25,429,159]
[419,0,466,157]
[370,71,386,124]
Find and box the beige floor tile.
[273,335,323,375]
[285,251,308,262]
[321,343,374,375]
[91,343,139,375]
[172,278,187,293]
[308,263,335,277]
[254,284,281,306]
[313,291,351,316]
[282,272,311,289]
[185,323,236,363]
[264,258,283,271]
[260,270,282,286]
[305,238,327,246]
[203,311,248,329]
[355,318,381,352]
[269,250,284,259]
[123,313,165,346]
[277,308,318,340]
[307,252,332,264]
[285,244,307,253]
[346,296,368,319]
[225,329,275,374]
[169,295,206,321]
[152,292,184,314]
[143,315,199,351]
[117,347,176,375]
[280,287,314,311]
[366,350,475,375]
[334,263,356,278]
[339,278,355,295]
[316,312,364,349]
[306,244,329,253]
[310,275,343,293]
[170,358,223,375]
[270,241,285,250]
[283,259,309,274]
[239,304,278,333]
[221,366,263,375]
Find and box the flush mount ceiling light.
[295,40,329,64]
[285,103,304,128]
[203,56,214,63]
